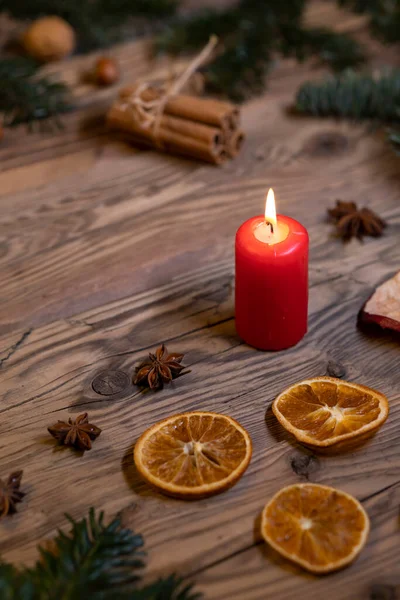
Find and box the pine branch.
[30,507,145,598]
[0,563,35,600]
[156,0,366,101]
[0,57,72,128]
[0,508,201,600]
[296,70,400,121]
[279,26,366,71]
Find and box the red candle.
[235,189,308,350]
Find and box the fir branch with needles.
[278,26,366,72]
[295,69,400,121]
[155,0,367,102]
[0,57,72,128]
[295,69,400,154]
[0,508,201,600]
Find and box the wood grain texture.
[0,1,399,597]
[196,483,400,599]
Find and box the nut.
[94,57,120,86]
[22,16,76,63]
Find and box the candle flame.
[265,188,277,230]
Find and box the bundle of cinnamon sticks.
[107,84,244,165]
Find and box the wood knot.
[370,584,397,600]
[303,132,349,157]
[290,454,319,480]
[92,370,130,396]
[326,360,346,379]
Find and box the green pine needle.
[0,508,200,600]
[296,69,400,121]
[0,57,72,128]
[156,0,366,101]
[280,26,366,71]
[0,563,35,600]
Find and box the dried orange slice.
[261,483,370,574]
[272,376,388,448]
[134,411,252,499]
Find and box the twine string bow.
[122,36,218,146]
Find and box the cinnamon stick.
[107,103,226,165]
[119,85,239,131]
[106,37,243,165]
[226,130,245,158]
[125,131,228,165]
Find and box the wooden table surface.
[0,2,399,598]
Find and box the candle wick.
[266,220,274,234]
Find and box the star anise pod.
[328,200,387,241]
[48,413,101,451]
[134,344,186,390]
[0,471,25,518]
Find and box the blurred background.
[0,0,398,143]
